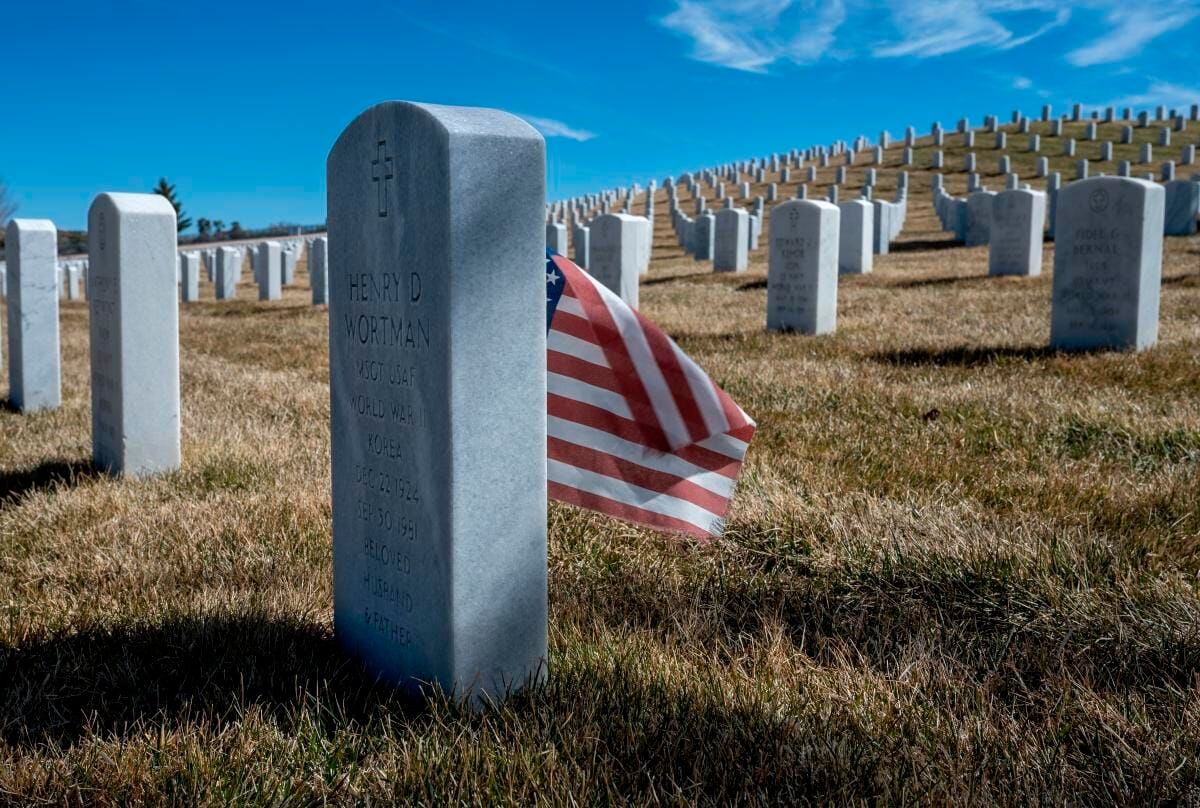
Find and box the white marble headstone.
[1050,177,1164,351]
[87,193,181,476]
[327,100,547,703]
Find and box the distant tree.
[152,177,192,233]
[229,221,245,239]
[0,177,18,229]
[213,220,225,235]
[197,218,211,238]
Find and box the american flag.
[545,250,756,540]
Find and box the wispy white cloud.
[519,115,597,142]
[1066,4,1200,66]
[1013,75,1033,89]
[659,0,1196,72]
[660,0,846,72]
[1099,80,1200,110]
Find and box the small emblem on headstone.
[371,140,394,218]
[1089,188,1109,213]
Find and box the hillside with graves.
[1,101,1199,803]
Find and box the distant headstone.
[871,199,891,254]
[180,253,201,302]
[327,100,547,703]
[714,208,749,272]
[546,222,568,255]
[693,212,715,260]
[257,241,282,300]
[767,200,839,335]
[1050,177,1164,351]
[216,246,239,300]
[965,191,995,246]
[5,219,61,411]
[837,199,873,275]
[572,225,590,268]
[310,236,329,304]
[87,193,181,476]
[589,213,641,307]
[1163,180,1200,235]
[988,189,1046,277]
[281,249,297,285]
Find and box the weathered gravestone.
[281,249,297,285]
[713,208,749,272]
[965,191,995,246]
[767,200,839,335]
[572,225,589,269]
[86,193,181,476]
[546,222,567,254]
[327,100,547,703]
[305,237,327,304]
[871,199,891,254]
[180,252,201,302]
[216,246,240,300]
[589,213,641,308]
[988,189,1046,277]
[257,241,282,300]
[1163,180,1200,236]
[5,219,61,411]
[837,199,873,275]
[1050,177,1164,351]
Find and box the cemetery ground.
[2,180,1200,803]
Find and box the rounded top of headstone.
[329,101,543,170]
[7,218,56,234]
[90,192,176,218]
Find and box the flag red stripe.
[548,350,623,396]
[546,393,747,476]
[545,252,756,540]
[557,259,666,449]
[549,309,595,345]
[548,437,730,516]
[549,481,714,541]
[632,309,711,444]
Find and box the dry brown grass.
[2,124,1200,803]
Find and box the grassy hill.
[1,115,1199,803]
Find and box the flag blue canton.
[546,249,564,333]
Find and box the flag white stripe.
[548,372,633,419]
[549,328,610,368]
[673,340,731,436]
[696,431,751,459]
[592,281,692,450]
[548,416,735,498]
[548,459,722,533]
[556,292,586,319]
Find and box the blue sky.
[3,0,1198,232]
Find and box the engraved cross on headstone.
[371,140,394,217]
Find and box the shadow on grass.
[870,345,1066,367]
[0,459,98,505]
[886,238,964,253]
[883,273,991,289]
[642,271,718,286]
[0,615,416,748]
[0,614,821,800]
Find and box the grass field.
[2,119,1200,803]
